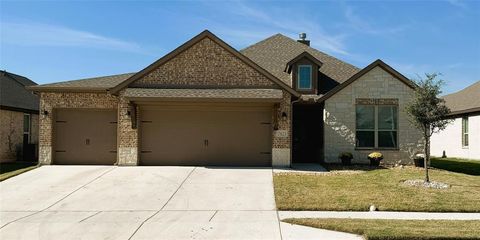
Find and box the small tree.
[406,73,451,182]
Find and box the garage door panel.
[54,109,117,165]
[140,104,272,166]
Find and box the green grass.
[284,218,480,240]
[431,157,480,176]
[0,162,37,181]
[274,167,480,212]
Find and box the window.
[356,104,398,149]
[297,65,312,90]
[23,114,31,145]
[462,117,469,147]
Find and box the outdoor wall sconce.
[42,110,49,116]
[281,112,288,121]
[127,110,131,116]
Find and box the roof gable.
[110,30,299,96]
[318,59,416,102]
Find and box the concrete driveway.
[0,166,360,240]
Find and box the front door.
[292,103,324,163]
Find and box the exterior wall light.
[281,112,288,121]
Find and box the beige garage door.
[140,104,273,166]
[54,109,117,165]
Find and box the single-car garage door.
[140,104,273,166]
[54,109,117,165]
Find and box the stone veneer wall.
[272,91,291,167]
[39,92,118,165]
[131,37,277,89]
[323,66,423,165]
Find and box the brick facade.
[0,109,39,162]
[323,66,423,165]
[37,37,293,166]
[131,37,277,89]
[39,92,118,164]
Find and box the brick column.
[117,92,138,166]
[272,91,291,167]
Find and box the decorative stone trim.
[356,98,399,105]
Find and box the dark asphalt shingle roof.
[240,34,360,86]
[124,88,283,101]
[30,34,360,94]
[0,71,39,111]
[30,73,135,91]
[443,80,480,114]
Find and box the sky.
[1,0,479,94]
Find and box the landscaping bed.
[284,218,480,240]
[274,167,480,212]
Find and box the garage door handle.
[86,139,90,145]
[204,139,209,147]
[260,152,271,155]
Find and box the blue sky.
[1,0,479,94]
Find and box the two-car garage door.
[139,104,273,166]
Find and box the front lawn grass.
[431,157,480,176]
[284,218,480,240]
[274,167,480,212]
[0,162,37,181]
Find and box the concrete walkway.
[280,211,480,220]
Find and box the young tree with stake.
[406,73,451,182]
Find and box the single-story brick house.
[29,30,423,166]
[431,81,479,160]
[1,71,39,162]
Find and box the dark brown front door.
[54,109,117,165]
[139,103,273,166]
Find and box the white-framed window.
[297,65,312,90]
[23,113,31,144]
[462,116,469,147]
[356,105,398,149]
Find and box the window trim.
[23,113,31,144]
[462,116,469,148]
[297,65,312,90]
[355,104,399,150]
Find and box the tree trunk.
[424,136,430,183]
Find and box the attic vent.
[297,33,310,46]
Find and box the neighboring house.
[0,71,39,162]
[431,81,480,160]
[29,30,423,166]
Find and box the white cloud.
[1,21,144,53]
[209,1,351,56]
[343,5,409,35]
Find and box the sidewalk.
[279,211,480,220]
